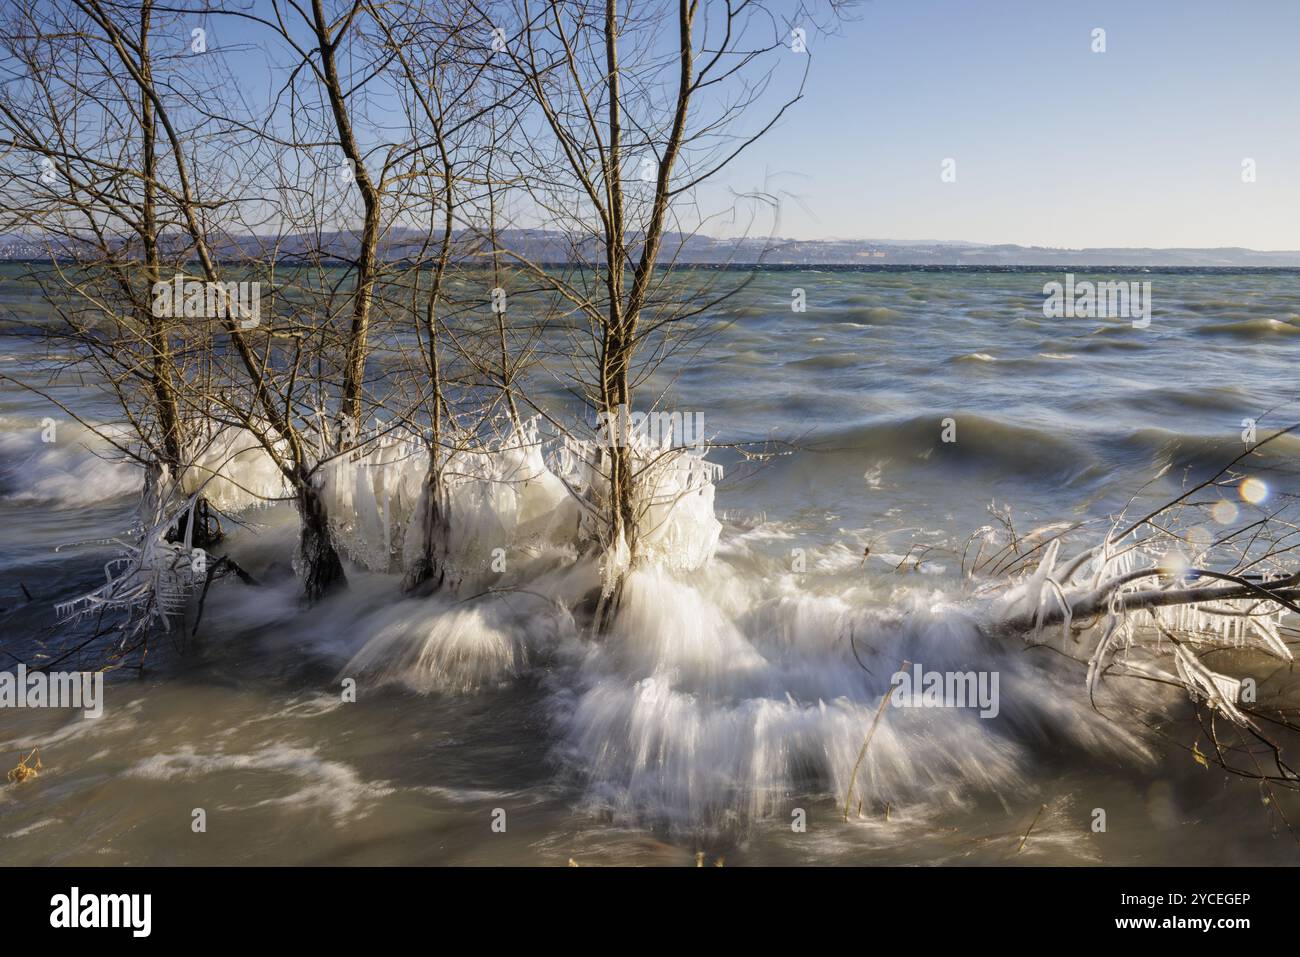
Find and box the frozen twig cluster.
[985,431,1300,789]
[53,467,210,659]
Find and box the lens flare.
[1210,500,1239,524]
[1239,477,1268,505]
[1159,548,1189,576]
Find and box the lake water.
[2,265,1298,865]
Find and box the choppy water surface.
[2,266,1298,865]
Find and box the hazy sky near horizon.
[710,0,1300,249]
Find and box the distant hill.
[2,229,1297,268]
[742,238,1300,267]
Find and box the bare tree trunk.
[312,0,381,431]
[137,0,214,546]
[297,480,346,601]
[405,467,449,594]
[593,0,696,619]
[600,0,635,576]
[404,264,452,593]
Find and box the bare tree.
[482,0,818,622]
[0,0,258,546]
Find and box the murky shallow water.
[2,267,1299,865]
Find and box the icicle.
[1173,644,1250,727]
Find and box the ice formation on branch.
[304,414,724,588]
[553,422,723,595]
[994,526,1294,728]
[55,466,209,642]
[180,424,292,511]
[315,418,580,577]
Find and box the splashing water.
[5,267,1299,863]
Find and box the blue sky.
[196,0,1300,250]
[712,0,1300,248]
